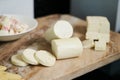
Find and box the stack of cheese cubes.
[84,16,110,51]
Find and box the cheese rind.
[45,20,73,42]
[51,37,83,59]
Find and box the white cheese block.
[11,54,28,66]
[82,39,94,48]
[95,40,106,51]
[51,37,83,59]
[35,50,56,66]
[86,32,99,40]
[98,33,110,43]
[45,20,73,42]
[86,16,110,43]
[21,48,38,65]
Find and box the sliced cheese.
[35,50,56,66]
[11,54,28,67]
[45,20,73,42]
[82,39,94,48]
[51,37,83,59]
[21,48,38,65]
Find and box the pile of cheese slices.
[83,16,110,50]
[11,20,83,67]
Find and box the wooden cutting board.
[0,14,120,80]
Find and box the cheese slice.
[51,37,83,59]
[21,48,38,65]
[11,54,28,67]
[45,20,73,42]
[35,50,56,66]
[82,39,94,48]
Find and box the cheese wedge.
[45,20,73,42]
[11,54,28,66]
[51,37,83,59]
[82,39,94,48]
[35,50,56,66]
[21,48,38,65]
[0,65,7,71]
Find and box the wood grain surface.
[0,14,120,80]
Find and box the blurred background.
[0,0,120,80]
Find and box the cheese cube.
[82,39,94,48]
[95,40,106,51]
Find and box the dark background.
[34,0,70,18]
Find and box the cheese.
[86,16,110,43]
[35,50,56,66]
[45,20,73,42]
[21,48,38,65]
[95,40,106,51]
[82,39,94,48]
[51,37,83,59]
[85,16,110,51]
[11,54,28,67]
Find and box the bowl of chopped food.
[0,14,38,41]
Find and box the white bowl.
[0,14,38,41]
